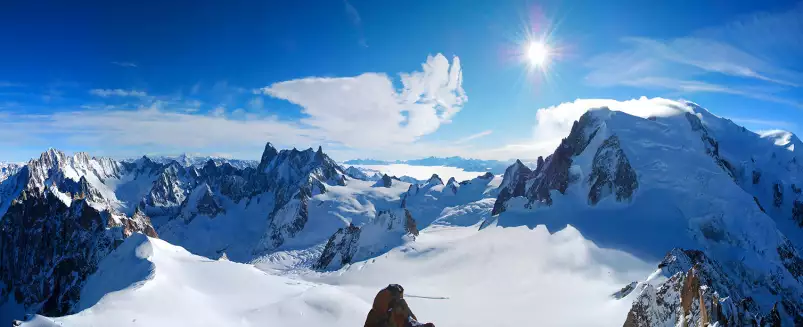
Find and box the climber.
[364,284,435,327]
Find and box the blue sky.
[1,0,801,162]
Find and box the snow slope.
[19,234,367,327]
[19,223,655,327]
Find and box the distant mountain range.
[138,153,259,170]
[344,156,515,174]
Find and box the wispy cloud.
[343,0,368,47]
[89,89,148,97]
[111,61,138,68]
[454,130,493,144]
[729,117,797,130]
[0,81,25,88]
[585,4,803,109]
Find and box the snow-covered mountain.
[345,156,512,174]
[0,150,158,319]
[488,102,803,325]
[5,98,803,326]
[0,144,351,321]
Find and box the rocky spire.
[257,142,279,173]
[491,160,533,215]
[314,145,324,161]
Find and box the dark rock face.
[256,142,278,173]
[314,224,361,270]
[774,182,784,207]
[491,160,532,215]
[315,209,418,270]
[753,170,761,184]
[194,184,225,217]
[0,190,153,317]
[755,196,767,213]
[403,209,419,236]
[378,174,393,188]
[794,200,803,227]
[492,111,601,214]
[778,240,803,281]
[525,111,601,207]
[265,186,311,249]
[612,282,638,299]
[684,113,736,180]
[588,135,638,205]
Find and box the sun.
[527,41,549,67]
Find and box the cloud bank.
[1,54,468,161]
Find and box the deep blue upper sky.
[1,0,801,161]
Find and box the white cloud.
[259,53,465,149]
[454,130,493,144]
[111,61,138,68]
[89,89,148,97]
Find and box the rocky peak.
[314,146,324,161]
[36,148,67,169]
[374,174,393,188]
[445,177,458,194]
[491,159,533,215]
[426,174,443,186]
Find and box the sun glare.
[527,41,549,67]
